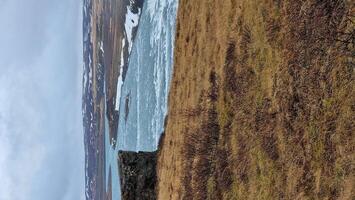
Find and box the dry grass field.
[157,0,354,199]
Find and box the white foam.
[147,0,178,147]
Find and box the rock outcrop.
[118,151,157,200]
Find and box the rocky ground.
[157,0,354,199]
[119,151,157,200]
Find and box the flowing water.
[105,0,178,199]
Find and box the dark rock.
[129,0,144,14]
[124,92,131,123]
[118,151,157,200]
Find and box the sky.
[0,1,84,200]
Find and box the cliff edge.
[118,151,157,200]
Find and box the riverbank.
[157,0,354,199]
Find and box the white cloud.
[0,65,49,199]
[0,0,84,199]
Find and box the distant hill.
[82,0,144,199]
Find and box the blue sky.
[0,0,84,199]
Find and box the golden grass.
[157,0,354,199]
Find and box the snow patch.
[124,6,141,51]
[99,41,104,53]
[115,38,126,111]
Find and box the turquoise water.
[105,0,178,199]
